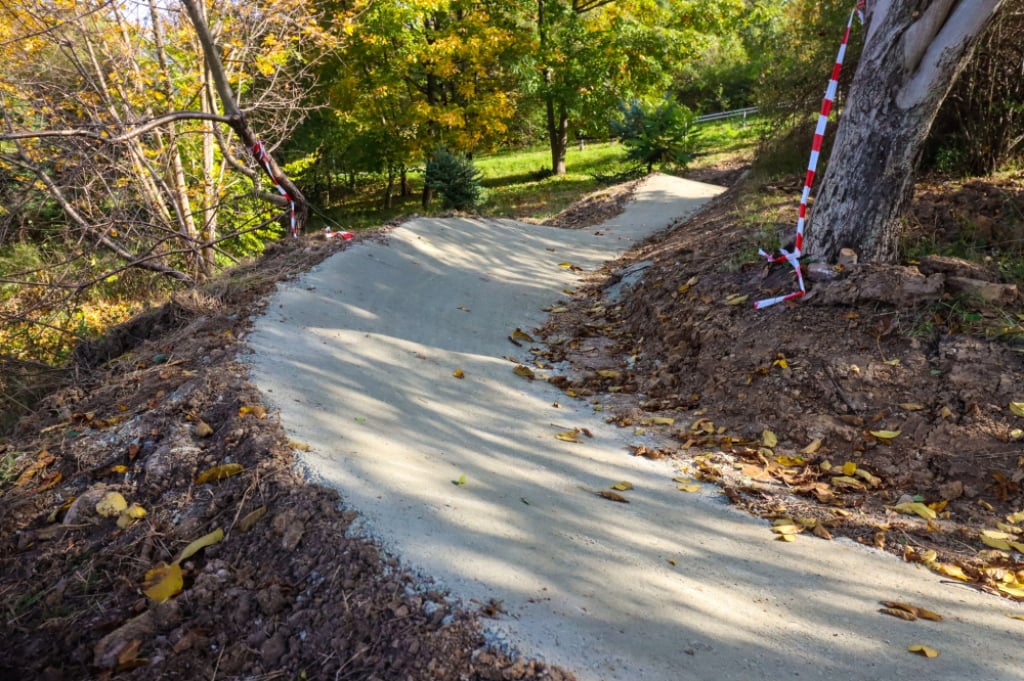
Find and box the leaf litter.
[0,234,576,681]
[535,171,1024,607]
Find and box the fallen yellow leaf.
[892,502,937,520]
[555,429,581,443]
[854,468,882,487]
[177,528,224,563]
[1008,510,1024,524]
[931,562,970,581]
[195,463,244,485]
[677,483,701,493]
[1006,613,1024,621]
[143,563,183,603]
[762,430,778,448]
[452,368,465,379]
[800,439,822,455]
[597,369,621,379]
[116,503,147,529]
[899,403,925,411]
[95,491,128,518]
[725,293,749,305]
[238,405,267,419]
[643,417,675,426]
[1010,402,1024,417]
[842,461,857,476]
[997,583,1024,598]
[777,534,796,542]
[775,455,805,467]
[610,481,634,492]
[907,644,939,658]
[194,420,214,437]
[869,430,901,440]
[831,475,866,489]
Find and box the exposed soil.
[538,168,1024,599]
[0,234,574,681]
[3,167,1024,681]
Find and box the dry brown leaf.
[597,490,629,503]
[880,601,943,621]
[880,607,917,621]
[513,365,536,380]
[812,523,833,540]
[511,328,536,343]
[238,506,267,532]
[193,420,214,437]
[195,463,244,485]
[16,450,55,486]
[899,403,925,411]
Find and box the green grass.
[314,117,764,231]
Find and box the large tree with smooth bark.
[806,0,1007,263]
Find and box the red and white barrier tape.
[251,140,298,238]
[754,2,865,310]
[251,140,354,241]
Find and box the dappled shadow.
[246,182,1022,680]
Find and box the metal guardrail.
[695,106,759,124]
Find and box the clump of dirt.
[539,171,1024,599]
[0,233,573,681]
[538,179,643,229]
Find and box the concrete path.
[246,174,1023,681]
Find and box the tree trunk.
[807,0,1005,263]
[546,95,568,176]
[179,0,308,232]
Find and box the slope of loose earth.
[2,167,1024,681]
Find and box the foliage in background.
[751,0,864,172]
[612,99,701,174]
[674,0,787,112]
[424,150,485,211]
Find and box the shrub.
[611,99,700,174]
[424,150,485,211]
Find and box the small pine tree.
[611,99,700,174]
[424,150,485,211]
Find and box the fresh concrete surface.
[247,174,1023,680]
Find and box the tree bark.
[546,96,568,176]
[807,0,1006,263]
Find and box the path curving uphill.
[247,174,1022,681]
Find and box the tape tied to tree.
[754,2,865,310]
[252,140,298,238]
